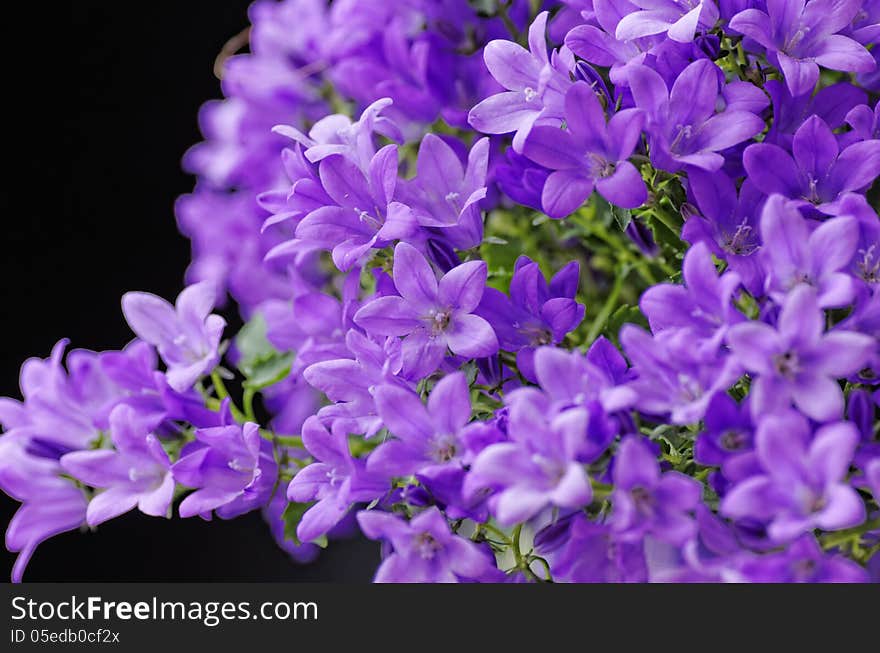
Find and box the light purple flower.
[465,388,592,525]
[757,194,860,307]
[368,372,472,477]
[621,326,743,424]
[60,405,174,526]
[616,0,720,43]
[354,242,498,378]
[640,241,745,352]
[396,134,489,250]
[122,281,226,393]
[172,419,277,519]
[357,506,493,582]
[287,416,386,543]
[468,11,574,151]
[610,435,702,545]
[721,412,866,542]
[726,284,875,421]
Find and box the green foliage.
[235,313,294,391]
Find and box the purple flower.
[0,436,86,582]
[539,514,648,582]
[610,435,702,545]
[465,388,592,525]
[172,419,277,519]
[844,100,880,143]
[476,257,585,381]
[357,506,493,582]
[726,284,874,421]
[468,11,574,151]
[60,405,173,526]
[272,97,401,172]
[694,393,755,470]
[529,343,638,417]
[757,194,860,307]
[616,0,720,43]
[368,372,473,477]
[287,416,386,543]
[730,0,875,96]
[396,134,489,250]
[291,146,417,271]
[721,412,865,542]
[743,114,880,213]
[640,241,745,352]
[628,59,765,171]
[354,242,498,379]
[764,80,867,149]
[738,534,869,582]
[494,148,551,211]
[121,281,226,393]
[303,330,404,436]
[621,327,742,424]
[521,81,648,215]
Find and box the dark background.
[2,2,377,581]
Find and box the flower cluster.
[2,0,879,583]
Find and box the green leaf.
[235,313,275,375]
[243,352,294,390]
[604,304,648,344]
[235,313,294,390]
[611,205,632,231]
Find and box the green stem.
[586,265,630,344]
[242,387,256,422]
[821,516,880,550]
[210,371,247,423]
[482,523,512,546]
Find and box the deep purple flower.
[726,284,874,421]
[738,534,869,582]
[172,419,277,519]
[730,0,876,96]
[122,281,226,393]
[722,412,865,541]
[764,80,867,149]
[540,513,648,582]
[476,257,585,381]
[628,59,765,171]
[610,435,702,545]
[521,81,647,215]
[354,242,498,378]
[682,170,765,294]
[357,506,493,582]
[743,115,880,213]
[60,405,173,527]
[694,393,755,470]
[287,416,386,543]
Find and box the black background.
[2,2,377,581]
